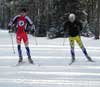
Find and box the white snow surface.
[0,30,100,87]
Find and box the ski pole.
[31,25,38,45]
[33,30,38,45]
[63,34,66,46]
[9,33,15,54]
[63,38,65,46]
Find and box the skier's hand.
[30,29,35,34]
[64,32,69,38]
[8,26,11,30]
[24,28,29,33]
[7,26,13,33]
[8,27,13,33]
[9,29,13,33]
[30,24,35,34]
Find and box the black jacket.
[64,20,82,37]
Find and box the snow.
[0,30,100,87]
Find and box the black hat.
[20,8,27,12]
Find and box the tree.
[0,0,99,38]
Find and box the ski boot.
[28,56,34,64]
[18,57,23,64]
[69,56,75,65]
[86,55,94,62]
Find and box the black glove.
[24,28,29,33]
[31,25,35,33]
[9,29,13,33]
[8,26,11,30]
[30,29,35,34]
[7,26,13,33]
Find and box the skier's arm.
[8,15,19,32]
[8,20,14,33]
[26,16,35,34]
[8,15,19,27]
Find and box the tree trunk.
[95,0,100,39]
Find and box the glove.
[9,29,13,33]
[30,29,35,34]
[30,25,35,34]
[24,28,29,33]
[7,26,13,33]
[8,26,11,30]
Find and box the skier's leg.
[17,45,23,63]
[69,37,75,65]
[81,47,94,62]
[16,34,23,63]
[23,33,31,58]
[23,33,33,64]
[76,36,93,62]
[25,46,31,58]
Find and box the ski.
[12,61,40,67]
[69,61,75,65]
[31,62,40,66]
[15,61,26,66]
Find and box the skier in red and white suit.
[8,8,35,64]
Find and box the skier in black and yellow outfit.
[64,13,94,65]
